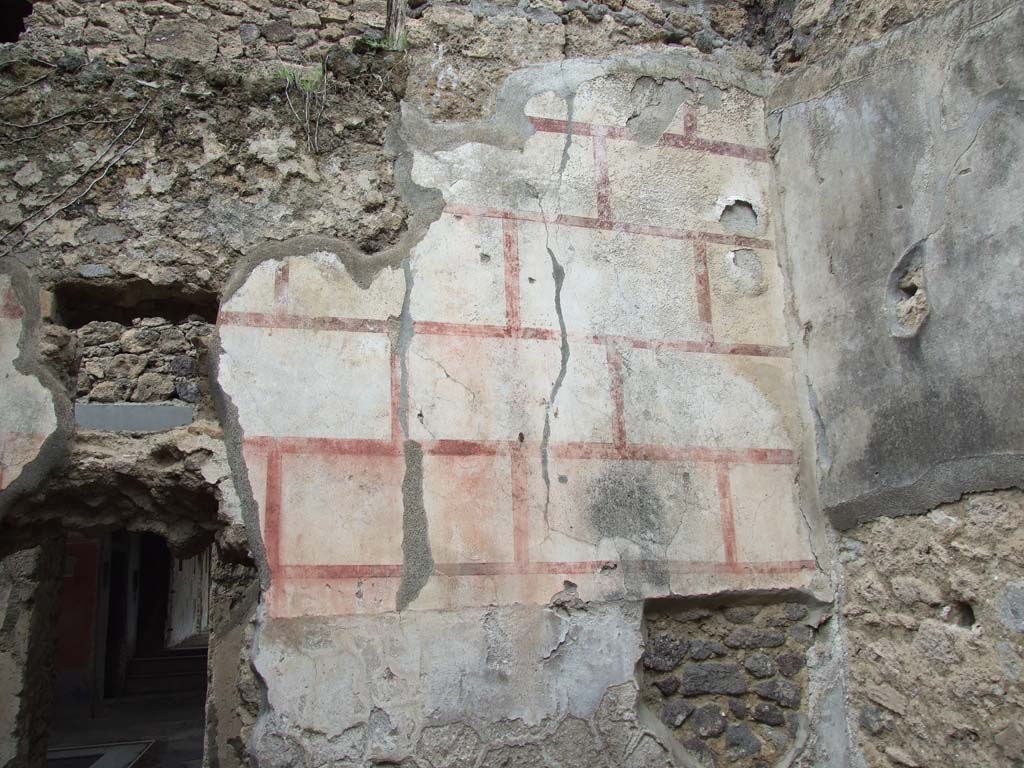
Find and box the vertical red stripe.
[390,346,402,444]
[511,444,529,569]
[694,240,714,343]
[0,288,23,319]
[264,448,283,570]
[503,219,521,335]
[606,345,627,448]
[683,109,697,138]
[274,260,290,315]
[264,446,284,618]
[593,126,612,221]
[716,462,737,564]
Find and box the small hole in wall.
[900,282,918,298]
[719,200,758,233]
[0,0,32,43]
[479,252,491,264]
[943,602,977,628]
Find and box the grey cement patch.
[74,402,194,432]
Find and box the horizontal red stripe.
[243,436,794,465]
[445,205,773,249]
[275,559,815,580]
[245,436,400,456]
[220,315,788,359]
[414,320,511,338]
[244,436,794,465]
[528,116,769,162]
[218,311,388,333]
[549,443,796,465]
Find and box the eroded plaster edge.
[0,258,73,525]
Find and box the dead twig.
[0,70,52,101]
[0,114,135,146]
[0,98,151,250]
[1,127,146,257]
[0,105,91,129]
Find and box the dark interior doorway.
[49,531,211,767]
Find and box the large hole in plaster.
[54,280,219,329]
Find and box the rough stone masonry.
[0,0,1021,766]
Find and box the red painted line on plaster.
[446,205,548,224]
[243,436,794,466]
[444,205,774,250]
[218,311,389,334]
[549,442,796,465]
[606,345,627,449]
[264,449,283,571]
[0,288,23,319]
[220,310,789,359]
[717,461,738,564]
[658,132,770,162]
[273,260,290,313]
[245,436,401,457]
[276,559,816,581]
[421,439,508,457]
[390,346,402,445]
[502,218,522,336]
[528,116,769,162]
[413,320,512,339]
[280,564,404,579]
[592,126,612,221]
[694,240,714,343]
[511,443,529,567]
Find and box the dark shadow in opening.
[0,0,32,43]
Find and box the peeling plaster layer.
[0,267,70,519]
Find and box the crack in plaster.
[537,96,574,531]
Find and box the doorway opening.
[49,531,212,768]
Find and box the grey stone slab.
[75,402,193,432]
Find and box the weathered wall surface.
[0,538,62,768]
[841,490,1024,767]
[771,0,1024,528]
[0,269,69,516]
[770,2,1024,765]
[0,0,1021,766]
[214,55,832,765]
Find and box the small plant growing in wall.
[278,61,330,154]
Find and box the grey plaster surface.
[74,403,194,432]
[771,0,1024,528]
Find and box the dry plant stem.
[0,98,151,251]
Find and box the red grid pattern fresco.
[219,112,815,612]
